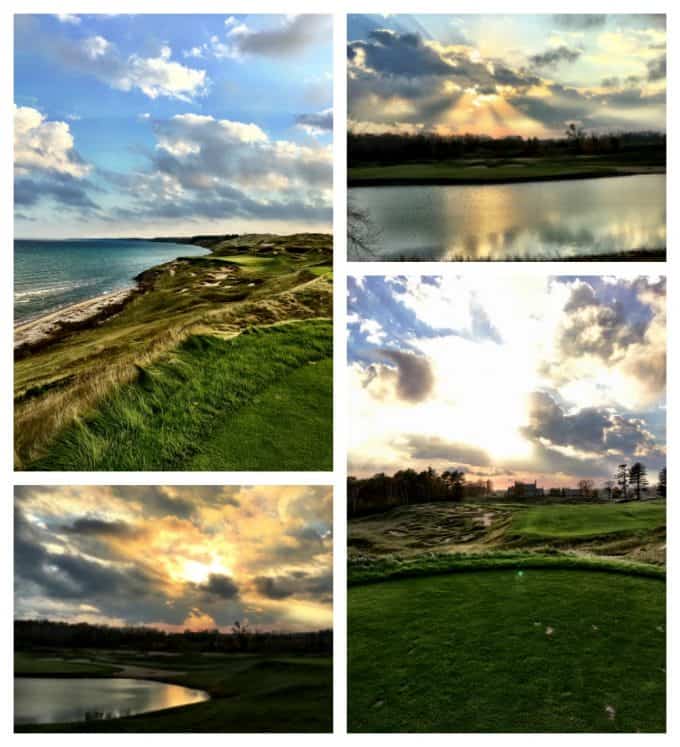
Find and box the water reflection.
[14,677,209,725]
[349,174,666,260]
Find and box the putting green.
[349,568,665,732]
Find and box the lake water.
[349,174,666,260]
[14,239,209,323]
[14,677,209,725]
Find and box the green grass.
[14,652,119,677]
[348,156,665,186]
[349,569,665,732]
[511,501,666,539]
[29,319,332,470]
[15,651,332,733]
[189,356,332,470]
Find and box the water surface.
[14,677,209,725]
[15,239,209,323]
[349,174,666,260]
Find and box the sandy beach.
[14,288,135,352]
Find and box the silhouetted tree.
[657,467,667,499]
[578,479,594,497]
[616,464,629,500]
[629,462,649,500]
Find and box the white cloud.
[14,105,89,179]
[55,14,81,25]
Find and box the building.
[506,480,544,498]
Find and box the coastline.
[14,287,137,356]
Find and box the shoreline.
[14,287,138,357]
[348,166,666,188]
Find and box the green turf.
[348,157,665,186]
[29,319,332,470]
[511,501,666,539]
[188,356,332,470]
[14,652,119,676]
[349,569,666,732]
[15,651,332,733]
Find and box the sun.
[177,557,232,585]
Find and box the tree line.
[14,619,332,656]
[348,130,666,168]
[604,463,666,502]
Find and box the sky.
[348,14,666,137]
[14,485,333,633]
[347,276,666,489]
[14,14,332,239]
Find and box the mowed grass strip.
[349,569,666,733]
[510,501,666,539]
[188,356,332,471]
[29,319,332,471]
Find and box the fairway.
[511,501,666,539]
[16,651,332,733]
[349,569,666,732]
[29,319,332,470]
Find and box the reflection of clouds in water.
[349,174,666,259]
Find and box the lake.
[14,239,209,323]
[14,677,209,725]
[349,174,666,260]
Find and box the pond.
[349,174,666,260]
[14,677,209,725]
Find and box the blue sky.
[348,276,666,488]
[15,14,332,238]
[348,14,666,137]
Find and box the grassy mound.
[510,501,666,538]
[349,568,665,732]
[15,651,332,733]
[29,319,332,470]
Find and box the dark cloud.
[349,29,454,76]
[198,574,240,600]
[231,15,331,59]
[295,109,333,133]
[254,572,332,602]
[647,55,666,81]
[523,391,656,457]
[60,518,137,537]
[379,349,434,403]
[14,175,99,211]
[530,46,581,68]
[403,435,491,467]
[552,14,607,30]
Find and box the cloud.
[226,15,331,59]
[55,14,81,25]
[552,15,607,30]
[21,23,207,102]
[112,112,332,226]
[647,54,666,81]
[376,349,435,403]
[403,435,491,467]
[15,486,332,633]
[529,46,581,68]
[295,108,333,136]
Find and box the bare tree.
[348,198,381,258]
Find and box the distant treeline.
[14,619,332,655]
[348,468,490,517]
[348,130,666,168]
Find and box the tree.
[657,467,667,499]
[603,480,615,501]
[616,464,629,500]
[348,198,380,258]
[442,469,465,501]
[578,479,594,497]
[629,462,649,501]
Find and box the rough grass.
[349,569,665,732]
[510,501,666,539]
[29,319,332,471]
[15,651,332,733]
[14,652,119,677]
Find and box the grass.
[14,652,119,677]
[15,234,333,469]
[15,650,332,733]
[349,568,665,732]
[510,501,666,539]
[348,156,665,186]
[29,319,332,470]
